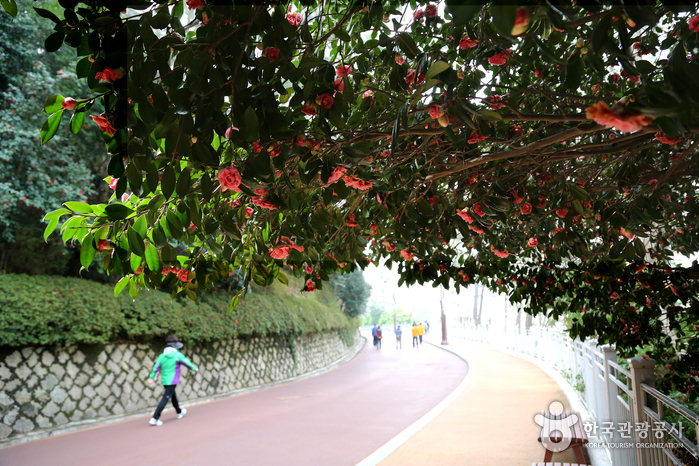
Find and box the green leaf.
[200,172,213,201]
[397,33,419,59]
[65,201,94,214]
[105,204,134,220]
[44,208,69,222]
[0,0,18,18]
[45,32,65,53]
[43,218,59,242]
[570,186,591,201]
[478,109,503,121]
[277,271,289,285]
[70,109,86,134]
[114,276,129,297]
[44,95,65,114]
[80,233,96,269]
[445,1,482,27]
[145,243,161,272]
[127,227,146,257]
[244,106,259,140]
[130,253,142,273]
[563,52,583,90]
[161,165,176,199]
[425,61,450,80]
[529,35,564,65]
[490,3,517,38]
[298,56,327,68]
[176,167,191,198]
[34,7,60,23]
[40,111,63,145]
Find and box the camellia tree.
[4,0,699,392]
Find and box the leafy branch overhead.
[6,0,699,393]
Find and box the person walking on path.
[371,324,378,348]
[375,326,382,349]
[424,321,430,335]
[395,325,402,349]
[412,323,419,348]
[146,335,198,426]
[418,322,425,344]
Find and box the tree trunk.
[472,284,479,325]
[477,285,485,326]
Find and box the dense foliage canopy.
[3,0,699,392]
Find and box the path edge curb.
[0,330,366,450]
[354,340,474,466]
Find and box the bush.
[0,274,354,347]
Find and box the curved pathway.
[1,333,467,466]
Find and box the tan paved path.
[379,337,590,466]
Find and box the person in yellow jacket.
[418,322,425,344]
[411,323,420,348]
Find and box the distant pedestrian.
[376,326,382,349]
[146,336,198,426]
[372,324,378,347]
[412,323,419,348]
[395,325,402,349]
[418,322,425,344]
[424,321,430,335]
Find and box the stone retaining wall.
[0,329,359,446]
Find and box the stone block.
[21,402,39,418]
[73,350,86,365]
[106,361,120,374]
[0,423,12,440]
[41,352,55,367]
[0,392,14,407]
[89,373,103,386]
[5,351,22,368]
[97,352,107,365]
[95,383,110,399]
[78,398,89,411]
[122,348,133,363]
[4,379,19,392]
[136,399,148,410]
[54,413,68,426]
[33,388,50,403]
[50,386,68,405]
[3,408,18,425]
[42,401,60,418]
[119,361,130,372]
[103,373,115,386]
[84,408,97,420]
[33,364,47,378]
[111,348,123,363]
[74,373,89,387]
[62,396,76,413]
[50,364,66,380]
[69,411,83,422]
[57,351,70,364]
[65,361,79,379]
[97,406,111,417]
[25,375,38,389]
[13,390,31,405]
[94,364,107,376]
[91,396,103,410]
[36,415,52,429]
[83,385,96,398]
[0,364,10,380]
[25,352,39,368]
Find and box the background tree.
[7,0,699,394]
[330,268,371,318]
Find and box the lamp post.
[440,288,449,345]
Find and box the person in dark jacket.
[395,325,402,349]
[375,326,382,349]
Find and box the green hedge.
[0,274,354,347]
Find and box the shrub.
[0,274,353,347]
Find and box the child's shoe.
[149,418,163,426]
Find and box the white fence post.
[629,356,656,466]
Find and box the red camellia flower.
[520,203,532,215]
[655,132,682,147]
[264,47,280,61]
[534,68,543,78]
[459,35,478,50]
[186,0,205,9]
[177,269,193,282]
[245,206,253,218]
[253,197,277,210]
[97,239,111,250]
[90,114,117,135]
[428,104,444,119]
[487,95,503,110]
[528,237,538,248]
[315,94,334,109]
[336,64,352,77]
[455,209,473,224]
[95,67,125,82]
[109,178,118,190]
[305,280,316,292]
[413,9,424,21]
[269,245,291,260]
[383,241,396,252]
[225,127,238,139]
[586,100,656,132]
[690,15,699,32]
[301,103,317,116]
[473,203,485,217]
[62,97,77,110]
[326,166,347,185]
[511,7,530,35]
[400,249,415,260]
[620,227,634,240]
[286,12,302,26]
[217,166,242,192]
[467,132,488,144]
[512,125,524,137]
[395,54,405,65]
[334,78,344,92]
[468,225,485,235]
[488,49,510,66]
[305,265,313,275]
[425,4,437,18]
[346,214,359,227]
[610,292,619,299]
[556,208,568,218]
[343,175,372,190]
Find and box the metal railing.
[449,325,699,466]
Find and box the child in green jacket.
[146,335,198,426]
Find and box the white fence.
[448,325,699,466]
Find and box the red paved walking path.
[1,334,467,466]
